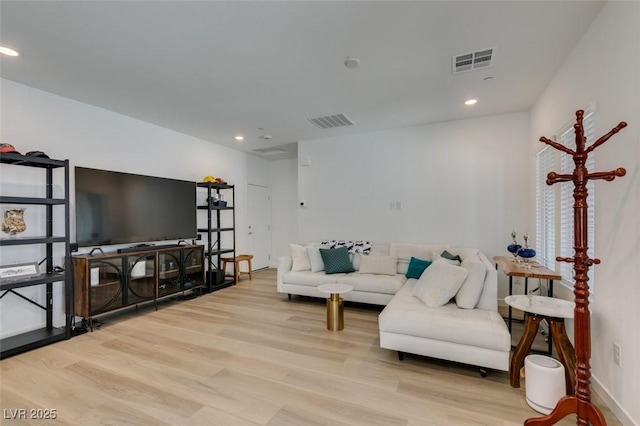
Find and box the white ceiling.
[0,1,604,160]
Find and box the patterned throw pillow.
[321,240,372,254]
[319,246,355,274]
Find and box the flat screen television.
[75,167,196,247]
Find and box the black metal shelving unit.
[196,182,235,292]
[0,152,72,359]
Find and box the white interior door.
[247,184,271,270]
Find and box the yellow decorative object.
[203,175,216,183]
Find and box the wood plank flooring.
[0,269,620,425]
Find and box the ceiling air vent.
[307,113,354,129]
[453,47,495,74]
[252,147,287,155]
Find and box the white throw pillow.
[396,260,410,275]
[358,255,398,276]
[306,246,325,272]
[290,244,311,272]
[413,259,468,308]
[351,253,361,271]
[455,259,487,309]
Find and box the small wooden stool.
[221,254,253,283]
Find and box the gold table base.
[326,293,344,331]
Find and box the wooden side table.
[221,254,253,283]
[493,256,561,354]
[506,295,576,396]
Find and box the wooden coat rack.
[525,110,627,426]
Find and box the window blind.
[535,146,555,270]
[559,111,596,288]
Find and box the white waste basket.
[525,354,566,414]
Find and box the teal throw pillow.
[319,246,355,274]
[441,250,462,263]
[405,256,432,279]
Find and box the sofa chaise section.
[378,279,511,371]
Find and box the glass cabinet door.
[158,251,182,297]
[126,253,156,304]
[183,247,204,290]
[89,259,124,315]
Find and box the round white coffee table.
[505,295,576,395]
[317,283,353,331]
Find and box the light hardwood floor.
[1,269,620,425]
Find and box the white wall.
[298,112,531,258]
[0,79,271,338]
[269,159,298,266]
[530,2,640,424]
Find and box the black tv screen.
[75,167,196,247]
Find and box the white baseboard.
[592,375,637,426]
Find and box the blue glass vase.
[518,247,536,259]
[507,244,522,261]
[518,247,536,269]
[518,232,535,262]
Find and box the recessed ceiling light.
[234,136,244,141]
[465,99,478,106]
[0,46,19,56]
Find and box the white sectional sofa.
[277,242,511,372]
[277,241,404,306]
